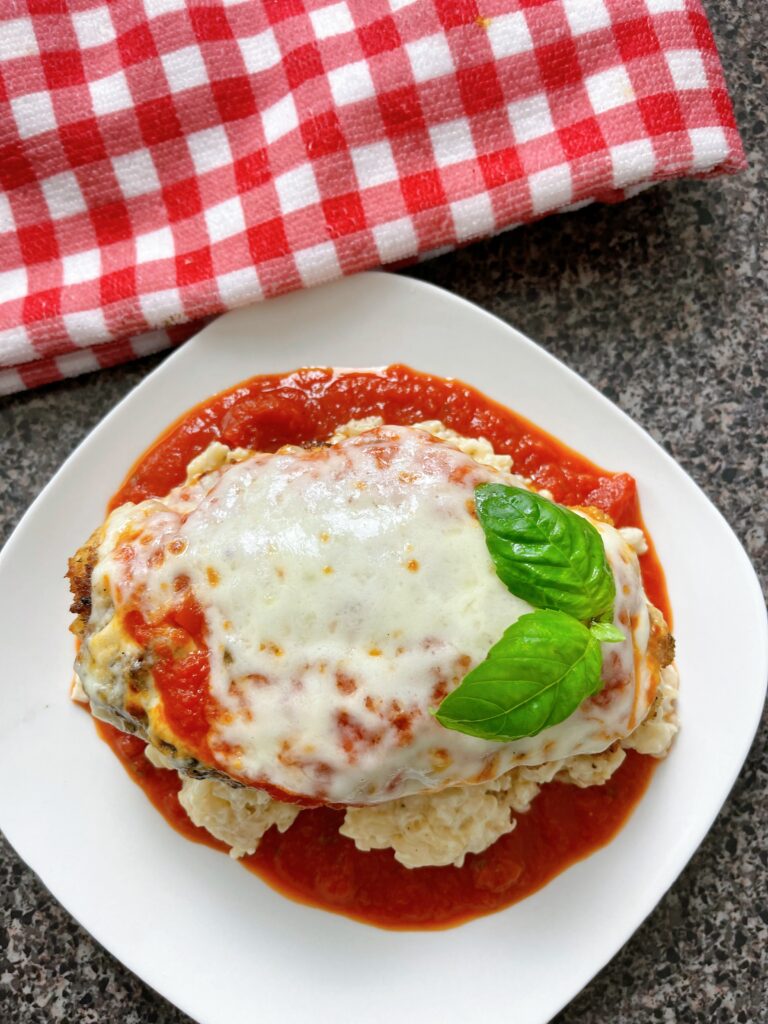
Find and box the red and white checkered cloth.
[0,0,744,395]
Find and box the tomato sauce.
[96,364,671,929]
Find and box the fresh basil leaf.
[590,621,625,643]
[434,610,603,741]
[475,483,616,621]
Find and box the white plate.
[0,273,765,1024]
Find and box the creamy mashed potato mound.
[137,419,678,869]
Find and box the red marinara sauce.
[97,365,672,930]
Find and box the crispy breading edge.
[66,524,104,634]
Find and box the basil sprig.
[435,612,610,741]
[435,484,626,743]
[474,484,616,621]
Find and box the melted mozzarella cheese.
[83,425,657,805]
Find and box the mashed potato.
[137,419,678,869]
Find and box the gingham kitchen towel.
[0,0,744,395]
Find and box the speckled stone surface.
[1,4,766,1022]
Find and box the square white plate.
[0,273,765,1024]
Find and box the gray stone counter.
[1,3,765,1021]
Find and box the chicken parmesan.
[69,366,678,928]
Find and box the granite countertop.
[1,3,765,1022]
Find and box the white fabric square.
[0,369,25,398]
[610,139,655,187]
[162,45,209,93]
[0,193,14,234]
[0,18,38,60]
[239,28,281,74]
[350,141,398,188]
[585,66,634,114]
[187,126,232,174]
[72,7,115,48]
[144,0,187,14]
[112,150,160,198]
[0,268,28,303]
[62,249,101,286]
[406,34,454,83]
[562,0,610,35]
[217,266,262,304]
[0,326,34,365]
[507,93,554,143]
[41,172,86,220]
[310,2,354,39]
[450,193,495,243]
[56,350,101,378]
[262,94,298,143]
[388,0,419,8]
[645,0,685,10]
[373,217,418,263]
[130,329,172,357]
[136,226,174,264]
[140,288,182,323]
[688,127,728,171]
[62,308,108,344]
[328,60,375,107]
[529,164,573,214]
[11,91,57,139]
[487,11,533,59]
[205,197,247,242]
[429,118,475,167]
[294,242,341,287]
[274,165,321,214]
[89,70,133,116]
[665,50,708,90]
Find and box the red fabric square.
[248,218,289,262]
[27,0,67,12]
[190,7,232,41]
[23,288,61,323]
[712,88,737,130]
[91,201,133,247]
[323,193,367,237]
[284,43,324,89]
[434,0,479,29]
[478,148,523,190]
[100,267,135,305]
[177,245,214,285]
[163,178,202,222]
[401,170,446,212]
[613,18,660,62]
[118,24,158,66]
[42,51,85,90]
[60,119,106,168]
[457,64,504,115]
[538,39,582,90]
[18,223,59,265]
[136,97,183,146]
[559,117,605,160]
[265,0,304,24]
[689,11,717,52]
[638,93,684,135]
[358,17,401,57]
[379,86,425,136]
[212,76,256,123]
[301,112,346,157]
[0,144,35,190]
[234,149,271,192]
